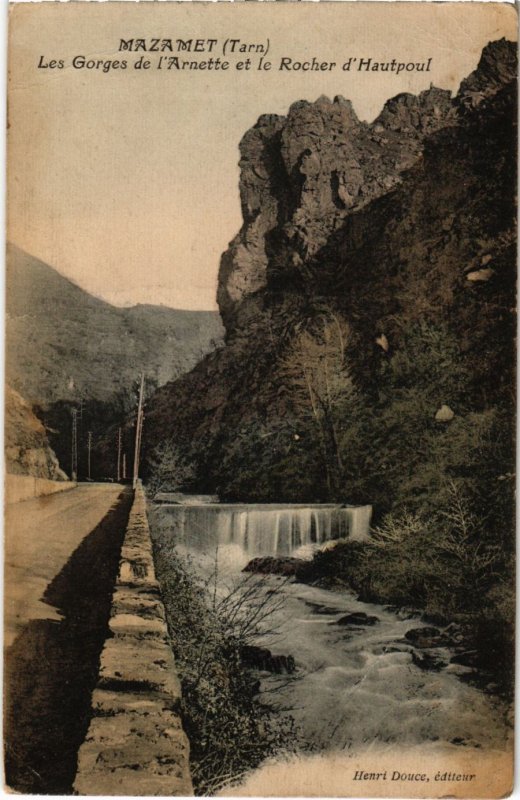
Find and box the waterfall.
[346,505,373,541]
[163,503,372,560]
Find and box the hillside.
[6,243,224,410]
[141,39,516,507]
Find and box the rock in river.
[336,612,379,626]
[405,626,451,648]
[243,556,305,576]
[240,644,296,674]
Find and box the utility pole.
[87,431,92,480]
[133,374,145,490]
[71,408,78,481]
[117,427,122,482]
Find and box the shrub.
[146,440,196,496]
[151,538,297,794]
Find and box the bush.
[151,538,297,794]
[472,581,515,696]
[146,440,196,496]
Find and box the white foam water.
[155,502,371,568]
[149,502,510,771]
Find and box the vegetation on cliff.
[144,41,516,694]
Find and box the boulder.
[435,404,455,422]
[450,650,479,667]
[466,268,494,282]
[405,626,450,648]
[412,649,448,672]
[240,645,296,674]
[243,556,304,576]
[336,612,379,627]
[375,333,389,352]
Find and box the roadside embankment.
[74,483,193,796]
[5,473,76,504]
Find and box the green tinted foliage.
[293,318,514,694]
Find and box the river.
[148,501,512,795]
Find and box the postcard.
[5,2,517,796]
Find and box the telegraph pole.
[117,427,122,482]
[87,431,92,480]
[133,374,145,489]
[71,409,78,481]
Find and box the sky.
[7,2,517,310]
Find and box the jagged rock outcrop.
[142,39,516,502]
[218,84,454,332]
[218,40,514,336]
[457,37,517,108]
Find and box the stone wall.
[73,483,193,796]
[5,474,76,504]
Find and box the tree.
[280,311,355,499]
[146,439,195,496]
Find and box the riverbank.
[244,535,514,701]
[294,535,514,700]
[149,500,512,796]
[150,532,297,795]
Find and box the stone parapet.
[5,474,76,504]
[73,482,193,796]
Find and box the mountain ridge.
[6,243,224,410]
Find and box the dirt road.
[4,482,133,793]
[5,483,124,645]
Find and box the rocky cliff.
[142,40,516,504]
[5,386,68,480]
[218,38,515,335]
[218,88,454,334]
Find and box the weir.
[156,502,372,562]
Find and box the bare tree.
[281,311,354,497]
